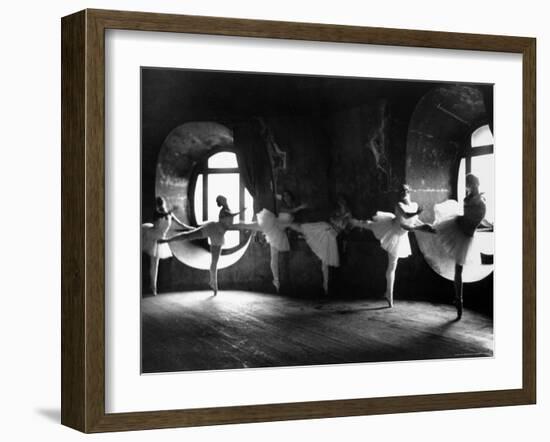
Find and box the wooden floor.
[141,291,493,373]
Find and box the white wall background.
[0,0,546,440]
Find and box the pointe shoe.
[209,280,218,296]
[422,224,437,234]
[272,279,280,293]
[384,294,393,308]
[152,287,158,296]
[455,302,463,320]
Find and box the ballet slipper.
[424,224,437,234]
[454,298,463,320]
[418,224,437,234]
[209,280,218,296]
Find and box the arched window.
[455,124,494,264]
[456,124,494,224]
[191,151,254,251]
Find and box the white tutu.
[434,200,481,266]
[142,222,173,259]
[256,209,291,252]
[200,221,227,246]
[301,222,340,267]
[369,211,411,258]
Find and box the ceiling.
[141,67,492,121]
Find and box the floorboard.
[141,290,493,373]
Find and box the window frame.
[454,124,494,201]
[188,148,251,255]
[463,143,494,176]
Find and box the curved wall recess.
[155,121,250,270]
[406,85,494,282]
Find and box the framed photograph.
[61,9,536,433]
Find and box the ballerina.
[159,195,243,295]
[141,196,193,295]
[234,190,307,292]
[288,194,358,295]
[355,184,435,307]
[433,173,488,320]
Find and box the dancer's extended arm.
[228,209,246,218]
[286,203,308,214]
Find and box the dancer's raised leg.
[352,219,372,231]
[159,227,205,244]
[231,222,261,232]
[413,223,436,234]
[288,223,303,234]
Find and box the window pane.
[207,173,240,221]
[471,124,494,147]
[193,174,203,223]
[208,151,238,168]
[471,154,495,223]
[457,159,466,205]
[205,230,240,249]
[191,153,255,253]
[207,173,240,249]
[221,231,240,249]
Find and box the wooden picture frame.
[61,8,536,433]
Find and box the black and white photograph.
[140,67,495,374]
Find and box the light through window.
[193,151,254,250]
[457,125,494,223]
[471,124,494,148]
[457,124,494,256]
